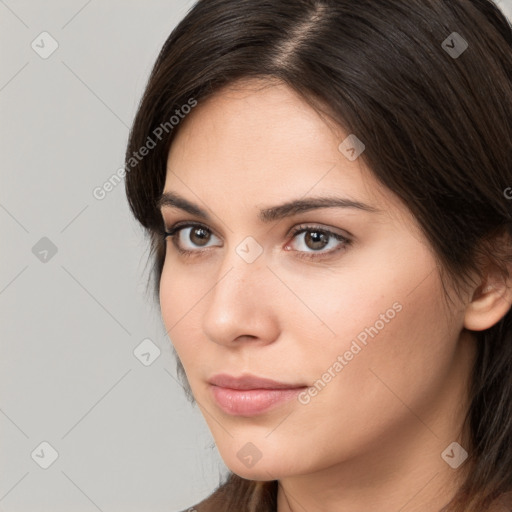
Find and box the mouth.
[208,373,308,416]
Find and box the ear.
[464,269,512,332]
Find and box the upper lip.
[208,373,307,390]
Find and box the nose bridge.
[201,239,278,344]
[213,239,268,307]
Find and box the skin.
[158,78,512,512]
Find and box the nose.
[201,246,281,347]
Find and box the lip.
[208,373,306,390]
[208,374,308,416]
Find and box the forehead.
[164,79,406,222]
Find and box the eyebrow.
[156,191,381,223]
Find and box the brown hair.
[124,0,512,510]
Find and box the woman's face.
[159,79,475,482]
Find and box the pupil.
[306,231,328,250]
[191,227,210,246]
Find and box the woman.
[124,0,512,510]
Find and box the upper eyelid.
[165,221,351,242]
[165,220,221,237]
[161,208,354,235]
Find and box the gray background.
[1,1,511,511]
[0,1,227,511]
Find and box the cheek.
[286,240,454,409]
[159,259,206,357]
[298,275,455,438]
[159,261,180,328]
[273,259,404,359]
[159,251,211,317]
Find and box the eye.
[162,222,352,260]
[285,224,351,259]
[163,222,221,255]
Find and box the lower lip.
[210,385,307,416]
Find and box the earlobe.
[463,278,512,332]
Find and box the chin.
[222,453,298,481]
[230,466,282,481]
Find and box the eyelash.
[161,222,352,261]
